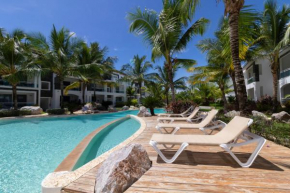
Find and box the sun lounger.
[158,106,194,117]
[157,107,201,123]
[150,116,266,168]
[156,109,221,134]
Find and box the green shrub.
[47,108,65,115]
[284,101,290,113]
[101,101,113,110]
[142,96,163,115]
[0,109,32,117]
[131,99,138,106]
[64,103,81,114]
[115,102,125,108]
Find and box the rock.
[252,111,269,120]
[271,111,290,122]
[129,106,138,110]
[20,106,43,115]
[137,106,151,117]
[122,106,129,110]
[224,110,240,118]
[95,144,151,193]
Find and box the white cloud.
[113,48,119,51]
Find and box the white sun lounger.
[157,107,201,123]
[156,109,222,135]
[150,116,266,168]
[158,106,194,117]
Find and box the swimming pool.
[0,109,164,193]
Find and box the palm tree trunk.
[229,70,239,110]
[166,92,169,105]
[60,79,64,109]
[271,59,279,111]
[149,107,155,116]
[166,61,175,102]
[12,85,18,110]
[93,83,96,102]
[228,11,247,112]
[82,83,87,104]
[219,84,228,109]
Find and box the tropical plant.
[142,82,164,115]
[260,0,290,110]
[196,6,261,110]
[127,0,209,101]
[64,42,116,103]
[216,0,248,112]
[120,55,153,100]
[126,86,135,100]
[149,65,187,105]
[0,29,39,110]
[29,25,84,109]
[190,83,220,105]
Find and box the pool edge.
[41,115,147,193]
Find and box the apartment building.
[243,47,290,104]
[0,71,128,110]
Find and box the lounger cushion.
[151,116,250,145]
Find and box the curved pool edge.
[41,115,147,193]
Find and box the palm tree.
[29,25,83,109]
[64,42,115,103]
[260,0,290,109]
[217,0,248,112]
[120,55,153,101]
[0,29,38,110]
[149,65,187,105]
[196,6,261,109]
[127,0,209,101]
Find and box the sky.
[0,0,289,78]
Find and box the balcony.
[115,90,124,93]
[54,83,81,91]
[0,80,36,88]
[280,69,290,79]
[247,77,256,84]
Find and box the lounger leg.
[149,140,189,164]
[220,134,266,168]
[156,126,180,134]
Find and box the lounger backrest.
[214,116,251,143]
[188,107,199,119]
[199,109,218,127]
[181,106,194,115]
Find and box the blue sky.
[0,0,289,78]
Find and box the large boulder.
[224,110,240,118]
[252,110,269,120]
[95,144,151,193]
[271,111,290,122]
[122,106,129,111]
[137,106,151,117]
[20,106,43,115]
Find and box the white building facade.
[0,71,128,110]
[243,47,290,104]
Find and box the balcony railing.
[280,69,290,79]
[247,77,256,84]
[0,80,36,88]
[115,90,124,93]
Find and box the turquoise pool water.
[73,117,140,170]
[0,109,164,193]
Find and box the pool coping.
[41,114,147,193]
[54,117,125,172]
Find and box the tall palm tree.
[260,0,290,109]
[120,55,153,100]
[197,6,261,109]
[64,42,115,103]
[127,0,209,101]
[29,25,83,109]
[150,65,187,105]
[217,0,248,112]
[0,29,38,110]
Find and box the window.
[259,64,262,75]
[260,86,264,97]
[41,81,51,90]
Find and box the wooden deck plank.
[63,116,290,193]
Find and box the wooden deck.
[63,116,290,193]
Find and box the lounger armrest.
[199,120,227,135]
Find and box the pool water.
[0,109,164,193]
[73,117,140,170]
